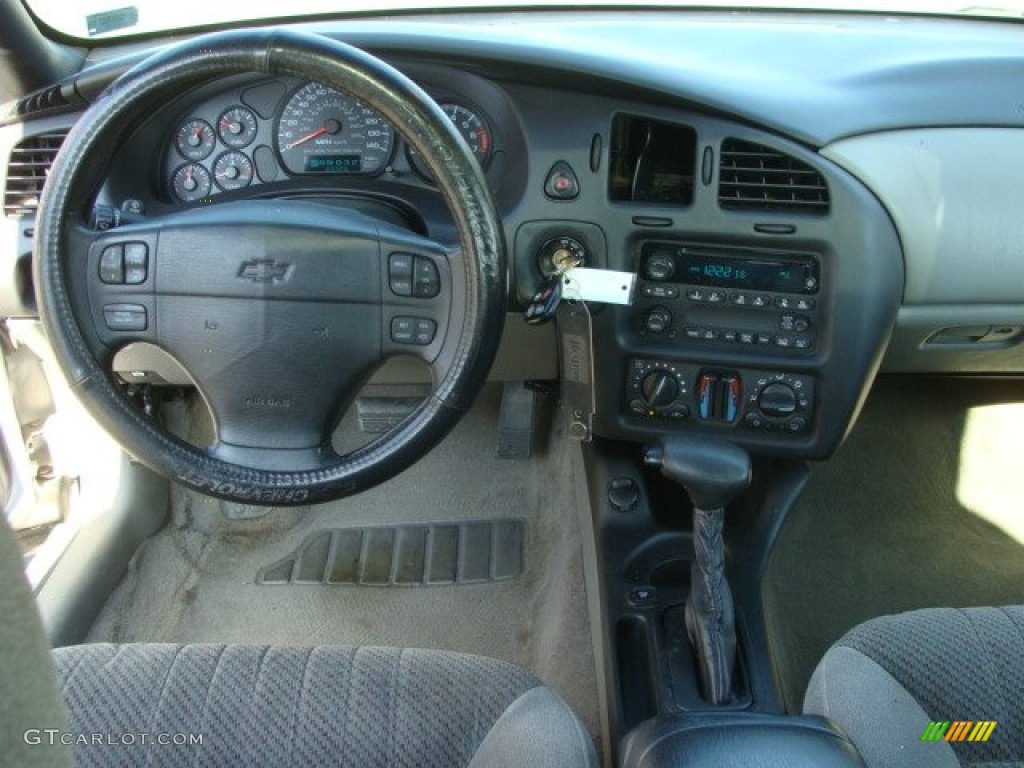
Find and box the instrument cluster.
[162,77,495,203]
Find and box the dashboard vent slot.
[16,84,71,118]
[4,132,67,217]
[718,138,830,214]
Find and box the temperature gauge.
[174,119,215,161]
[217,106,258,149]
[171,163,212,202]
[213,151,254,191]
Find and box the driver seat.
[0,518,597,767]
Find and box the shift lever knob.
[644,435,751,705]
[644,435,751,510]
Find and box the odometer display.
[277,83,393,176]
[305,154,361,173]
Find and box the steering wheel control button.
[99,244,125,284]
[391,316,415,343]
[103,304,147,332]
[544,161,580,200]
[388,253,414,296]
[390,316,436,345]
[124,242,148,284]
[413,257,440,298]
[414,318,437,345]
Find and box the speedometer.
[277,83,394,176]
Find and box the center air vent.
[3,132,66,217]
[718,138,829,214]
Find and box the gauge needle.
[283,127,329,151]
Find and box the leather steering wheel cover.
[34,28,506,504]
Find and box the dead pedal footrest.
[257,518,525,587]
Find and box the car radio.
[634,242,822,353]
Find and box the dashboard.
[3,10,1024,462]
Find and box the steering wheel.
[34,29,506,505]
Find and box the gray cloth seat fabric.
[53,643,597,768]
[804,606,1024,768]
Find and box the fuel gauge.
[171,163,212,202]
[213,151,254,191]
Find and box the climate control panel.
[625,359,814,435]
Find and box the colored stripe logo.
[921,721,997,743]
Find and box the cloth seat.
[52,643,597,768]
[804,606,1024,768]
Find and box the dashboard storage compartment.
[620,713,866,768]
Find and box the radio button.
[644,306,672,334]
[775,296,793,310]
[641,284,679,299]
[685,327,702,340]
[757,333,773,345]
[739,332,755,344]
[731,292,749,306]
[707,290,727,303]
[794,335,812,350]
[701,329,720,341]
[793,316,811,333]
[751,295,771,308]
[644,251,676,281]
[686,289,705,302]
[796,298,816,311]
[723,330,738,343]
[775,335,794,348]
[780,315,795,331]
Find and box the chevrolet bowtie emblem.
[237,259,292,284]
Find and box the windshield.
[24,0,1024,39]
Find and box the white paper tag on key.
[561,267,637,305]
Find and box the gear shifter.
[644,435,751,705]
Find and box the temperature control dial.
[640,370,680,408]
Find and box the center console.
[587,215,901,460]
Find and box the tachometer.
[408,103,492,181]
[277,83,394,176]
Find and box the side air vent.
[16,84,75,119]
[3,132,67,217]
[718,138,830,214]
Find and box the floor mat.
[763,376,1024,712]
[257,519,525,586]
[87,385,600,737]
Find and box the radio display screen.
[643,244,819,294]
